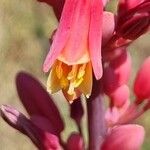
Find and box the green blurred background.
[0,0,150,149]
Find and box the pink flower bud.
[134,57,150,101]
[101,124,145,150]
[102,11,115,46]
[110,50,131,85]
[105,100,130,126]
[110,84,130,107]
[103,51,131,94]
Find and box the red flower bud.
[117,13,150,40]
[110,84,130,107]
[134,57,150,101]
[103,50,131,94]
[116,0,150,44]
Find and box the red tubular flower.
[134,56,150,102]
[101,124,145,150]
[43,0,103,102]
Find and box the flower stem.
[87,78,106,150]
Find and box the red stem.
[87,78,106,150]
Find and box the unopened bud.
[117,13,150,40]
[134,57,150,102]
[110,84,130,108]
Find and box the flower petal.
[43,0,77,72]
[58,0,90,65]
[16,72,64,134]
[102,0,109,6]
[78,62,93,98]
[31,115,57,135]
[102,11,115,46]
[89,0,103,80]
[47,61,62,93]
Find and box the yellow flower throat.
[55,60,86,95]
[47,60,92,102]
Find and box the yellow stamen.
[67,65,78,80]
[67,82,75,95]
[74,78,84,88]
[77,64,86,79]
[60,76,69,89]
[67,64,86,95]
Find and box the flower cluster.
[1,0,150,150]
